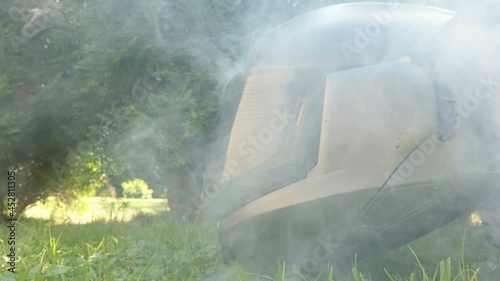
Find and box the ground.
[1,197,499,280]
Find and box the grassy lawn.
[1,198,499,280]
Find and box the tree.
[2,0,362,220]
[0,0,222,219]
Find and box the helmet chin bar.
[434,80,458,142]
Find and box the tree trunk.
[15,165,52,219]
[0,192,6,223]
[166,168,194,219]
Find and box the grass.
[353,214,500,281]
[0,198,499,280]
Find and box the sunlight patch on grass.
[469,212,483,227]
[23,197,169,224]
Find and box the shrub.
[121,178,153,199]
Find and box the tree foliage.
[121,178,153,199]
[0,0,357,219]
